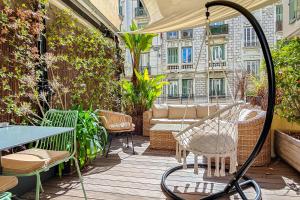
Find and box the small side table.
[149,124,189,151]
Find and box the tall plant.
[121,69,168,116]
[272,38,300,124]
[120,21,156,85]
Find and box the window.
[167,48,178,64]
[209,78,225,96]
[276,5,283,31]
[211,44,225,61]
[181,29,193,39]
[118,0,123,16]
[182,47,192,63]
[211,21,224,26]
[168,80,179,97]
[244,27,257,47]
[167,31,178,40]
[140,52,150,67]
[182,79,193,97]
[289,0,299,23]
[245,60,260,77]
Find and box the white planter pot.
[275,130,300,172]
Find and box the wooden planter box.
[275,130,300,172]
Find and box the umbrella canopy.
[139,0,276,33]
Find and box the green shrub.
[272,38,300,124]
[74,105,108,168]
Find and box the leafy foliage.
[0,3,123,124]
[121,69,168,115]
[74,105,108,168]
[272,38,300,123]
[120,21,156,84]
[0,0,47,124]
[47,7,123,111]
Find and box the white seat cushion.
[152,104,169,118]
[196,105,219,118]
[168,105,197,119]
[150,118,200,125]
[178,122,236,154]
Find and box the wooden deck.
[23,136,300,200]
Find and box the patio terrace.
[22,136,300,200]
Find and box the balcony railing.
[135,7,147,17]
[209,61,227,70]
[209,24,229,35]
[167,65,179,71]
[244,41,258,47]
[181,64,193,70]
[276,21,283,32]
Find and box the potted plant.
[121,69,168,134]
[273,38,300,172]
[120,22,158,134]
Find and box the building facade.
[121,0,283,104]
[282,0,300,37]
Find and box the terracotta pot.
[132,115,143,135]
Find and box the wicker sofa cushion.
[0,176,18,193]
[196,105,218,118]
[1,148,70,174]
[152,104,169,118]
[168,105,197,119]
[150,118,200,125]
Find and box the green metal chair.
[1,110,87,200]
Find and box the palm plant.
[121,69,169,116]
[120,21,156,85]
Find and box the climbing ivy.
[0,0,47,124]
[46,7,123,111]
[0,1,123,124]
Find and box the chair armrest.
[238,112,266,128]
[143,110,152,122]
[99,116,110,129]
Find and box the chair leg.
[126,133,129,148]
[106,134,113,158]
[35,173,41,200]
[73,157,87,200]
[40,182,44,193]
[131,132,135,155]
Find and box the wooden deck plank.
[22,136,300,200]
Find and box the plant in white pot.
[273,38,300,172]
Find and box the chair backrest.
[36,109,78,155]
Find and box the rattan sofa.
[143,104,220,136]
[143,104,270,166]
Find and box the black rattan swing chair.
[160,1,276,200]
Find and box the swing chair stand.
[161,163,261,200]
[160,1,276,200]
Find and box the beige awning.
[139,0,277,33]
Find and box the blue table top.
[0,126,74,150]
